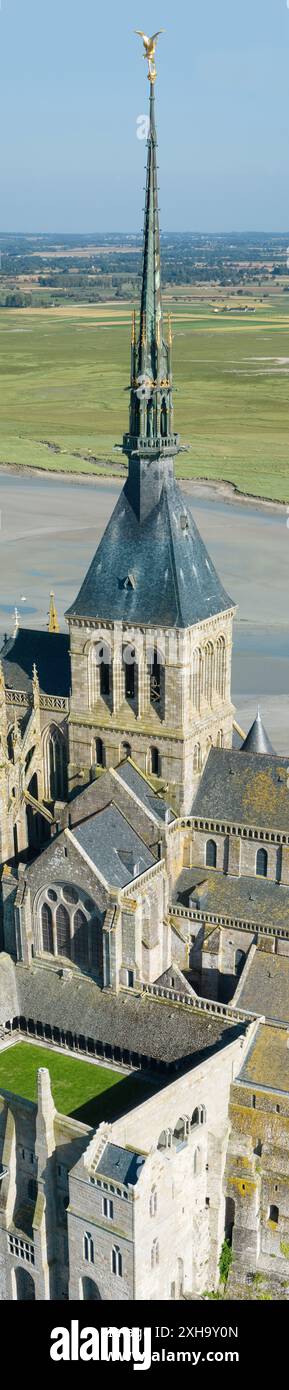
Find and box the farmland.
[0,293,289,501]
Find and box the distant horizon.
[1,230,289,240]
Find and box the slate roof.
[116,760,175,826]
[71,804,155,888]
[241,709,275,755]
[1,629,70,697]
[12,961,247,1068]
[176,868,289,933]
[192,747,289,831]
[236,950,289,1025]
[96,1142,145,1186]
[66,473,233,629]
[239,1023,289,1094]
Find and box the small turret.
[241,707,275,755]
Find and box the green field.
[0,297,289,501]
[0,1042,154,1126]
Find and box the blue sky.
[0,0,289,232]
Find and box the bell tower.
[66,39,235,813]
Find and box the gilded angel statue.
[135,30,164,81]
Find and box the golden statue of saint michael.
[135,30,164,82]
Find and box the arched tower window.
[150,746,160,776]
[148,646,161,706]
[112,1246,122,1277]
[206,839,217,869]
[121,741,131,760]
[84,1232,94,1263]
[192,648,202,710]
[124,646,137,701]
[89,640,111,707]
[203,642,214,704]
[95,737,105,768]
[160,397,167,437]
[216,636,226,699]
[256,847,268,878]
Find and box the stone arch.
[173,1115,189,1146]
[81,1276,101,1301]
[13,1267,35,1301]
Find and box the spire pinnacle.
[123,42,180,465]
[48,591,59,634]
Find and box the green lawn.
[0,297,289,500]
[0,1042,154,1127]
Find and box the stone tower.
[67,61,235,813]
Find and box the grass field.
[0,295,289,501]
[0,1042,154,1127]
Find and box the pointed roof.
[137,84,166,379]
[67,472,233,627]
[241,708,275,755]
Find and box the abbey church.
[1,47,289,1304]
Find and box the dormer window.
[123,574,135,590]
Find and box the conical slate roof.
[67,472,233,628]
[241,709,275,755]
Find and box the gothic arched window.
[56,904,70,958]
[95,737,105,768]
[74,909,89,970]
[216,636,226,699]
[41,902,53,954]
[112,1246,122,1277]
[45,726,67,801]
[150,746,160,776]
[206,839,217,869]
[256,847,268,878]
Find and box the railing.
[142,981,259,1024]
[6,689,69,713]
[169,903,289,941]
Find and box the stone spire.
[123,74,179,468]
[48,591,59,633]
